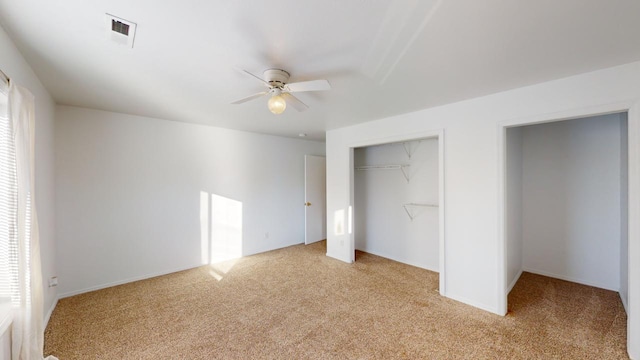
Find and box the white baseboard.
[58,264,201,299]
[354,247,439,273]
[507,270,523,294]
[522,268,618,292]
[242,241,305,258]
[326,251,352,264]
[620,291,629,314]
[59,242,313,299]
[445,292,500,315]
[44,297,58,329]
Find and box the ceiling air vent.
[112,20,129,36]
[105,14,137,48]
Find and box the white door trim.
[304,155,326,245]
[496,99,639,359]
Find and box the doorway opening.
[305,155,327,245]
[351,131,445,294]
[503,112,629,349]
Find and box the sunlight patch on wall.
[334,209,345,235]
[211,194,243,263]
[200,191,243,279]
[200,191,211,265]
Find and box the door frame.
[348,129,445,295]
[304,155,326,245]
[497,100,640,358]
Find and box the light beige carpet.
[45,241,628,359]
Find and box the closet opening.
[352,133,444,293]
[504,112,629,349]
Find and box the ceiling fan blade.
[231,91,269,104]
[285,79,331,93]
[241,70,271,87]
[282,93,309,112]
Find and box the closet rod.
[355,164,409,170]
[355,164,410,183]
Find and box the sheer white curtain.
[7,83,56,360]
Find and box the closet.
[506,113,629,310]
[354,138,439,271]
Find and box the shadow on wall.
[200,191,243,280]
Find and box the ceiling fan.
[231,69,331,114]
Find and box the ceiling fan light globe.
[268,95,287,114]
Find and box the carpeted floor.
[44,241,628,359]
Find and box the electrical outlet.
[48,276,58,287]
[264,232,269,239]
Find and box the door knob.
[305,202,312,206]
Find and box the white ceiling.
[1,0,639,141]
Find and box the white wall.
[506,127,523,292]
[621,112,629,311]
[354,139,439,271]
[325,61,640,358]
[0,26,57,322]
[55,106,324,297]
[521,114,624,291]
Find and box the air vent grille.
[105,14,137,48]
[111,20,130,36]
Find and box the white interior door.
[305,155,326,244]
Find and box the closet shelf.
[402,203,438,221]
[355,164,410,183]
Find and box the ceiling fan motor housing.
[264,69,290,88]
